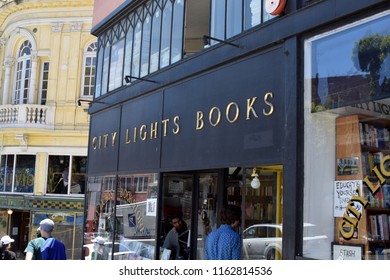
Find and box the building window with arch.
[81,41,97,98]
[13,40,32,105]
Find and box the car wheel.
[266,249,276,260]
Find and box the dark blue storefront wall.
[88,46,286,174]
[88,106,122,174]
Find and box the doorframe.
[158,169,226,260]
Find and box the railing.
[0,104,55,128]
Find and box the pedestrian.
[163,212,190,260]
[205,204,242,260]
[39,218,67,260]
[1,235,17,260]
[91,236,108,260]
[24,227,46,260]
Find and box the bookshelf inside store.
[336,114,390,259]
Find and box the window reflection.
[0,155,35,193]
[83,176,116,260]
[114,174,158,260]
[310,14,390,112]
[47,155,86,195]
[197,173,218,260]
[304,12,390,260]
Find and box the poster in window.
[168,179,184,194]
[332,243,363,260]
[146,198,157,216]
[337,157,359,175]
[334,180,363,217]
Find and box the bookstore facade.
[83,1,389,260]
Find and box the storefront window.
[46,155,87,195]
[304,11,390,260]
[240,166,284,260]
[84,176,116,260]
[0,154,35,193]
[114,173,159,260]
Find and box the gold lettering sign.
[339,155,390,239]
[92,92,275,150]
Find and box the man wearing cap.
[38,218,67,260]
[91,236,108,260]
[1,235,16,260]
[24,218,66,260]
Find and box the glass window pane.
[47,156,70,194]
[114,174,159,260]
[101,44,110,95]
[244,0,261,30]
[109,39,125,91]
[124,26,134,79]
[83,176,116,260]
[241,166,283,260]
[171,0,184,64]
[210,0,226,42]
[0,155,14,192]
[94,47,103,98]
[304,12,390,260]
[132,22,142,78]
[227,0,242,38]
[197,173,218,260]
[70,156,87,194]
[14,155,35,193]
[160,1,172,68]
[141,15,152,77]
[0,155,5,192]
[150,8,161,73]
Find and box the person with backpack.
[1,235,16,260]
[25,219,66,260]
[39,218,67,260]
[24,227,46,260]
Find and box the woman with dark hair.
[205,204,242,260]
[1,235,16,260]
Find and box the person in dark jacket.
[163,212,189,260]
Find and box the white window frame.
[38,61,49,105]
[13,40,32,105]
[80,41,97,98]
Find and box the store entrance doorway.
[160,170,224,260]
[160,166,283,260]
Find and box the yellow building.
[0,0,95,259]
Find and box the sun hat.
[1,235,14,245]
[39,218,55,233]
[91,236,105,245]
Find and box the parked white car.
[242,223,328,260]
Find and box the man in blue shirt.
[205,204,242,260]
[39,218,67,260]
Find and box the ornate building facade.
[0,0,95,259]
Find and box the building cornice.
[0,0,94,32]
